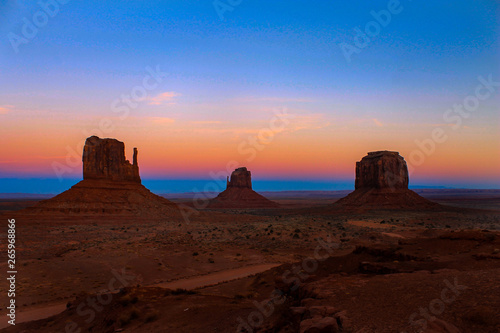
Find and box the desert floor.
[0,190,499,332]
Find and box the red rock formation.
[83,136,140,183]
[24,179,178,218]
[355,151,408,190]
[208,167,278,209]
[226,167,252,189]
[23,136,177,218]
[334,151,438,211]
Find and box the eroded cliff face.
[355,151,409,190]
[82,136,141,183]
[226,167,252,189]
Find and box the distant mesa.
[23,136,177,218]
[333,151,439,211]
[208,167,279,209]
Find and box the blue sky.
[0,0,499,193]
[2,0,498,102]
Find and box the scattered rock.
[290,306,307,321]
[423,318,461,333]
[300,316,339,333]
[300,298,317,307]
[308,306,337,317]
[334,310,351,331]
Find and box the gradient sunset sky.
[0,0,499,193]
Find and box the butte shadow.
[207,167,279,209]
[332,151,441,212]
[21,136,178,219]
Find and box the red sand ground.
[0,190,498,332]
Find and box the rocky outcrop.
[208,167,278,209]
[83,136,140,183]
[355,151,408,190]
[333,151,439,211]
[23,136,178,218]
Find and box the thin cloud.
[147,92,181,105]
[148,117,176,124]
[233,96,314,103]
[191,121,225,125]
[352,118,475,130]
[286,114,331,132]
[0,105,14,115]
[372,118,384,127]
[34,155,68,160]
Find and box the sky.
[0,0,499,193]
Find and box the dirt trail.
[154,263,280,290]
[348,220,399,229]
[0,263,280,330]
[1,303,68,330]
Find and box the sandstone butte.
[208,167,279,209]
[82,135,141,183]
[22,136,178,218]
[333,151,439,211]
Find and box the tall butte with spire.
[333,151,439,211]
[23,136,177,218]
[82,136,141,183]
[208,167,278,208]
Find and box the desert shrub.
[144,310,159,323]
[130,307,140,320]
[171,288,198,295]
[118,313,131,326]
[119,306,140,326]
[119,295,132,306]
[463,306,498,326]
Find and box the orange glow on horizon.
[1,113,499,186]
